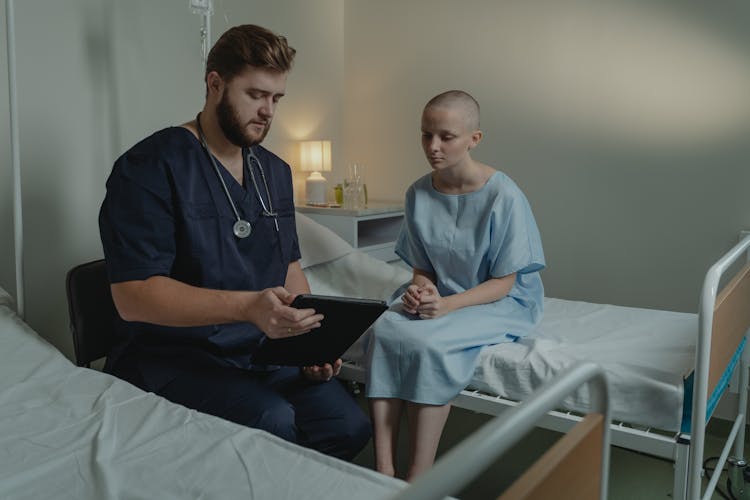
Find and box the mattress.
[305,252,697,432]
[0,292,404,500]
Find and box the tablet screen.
[252,294,388,366]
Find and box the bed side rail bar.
[391,362,610,500]
[689,234,750,500]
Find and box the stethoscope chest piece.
[233,219,252,239]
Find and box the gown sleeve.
[487,185,545,278]
[394,184,435,275]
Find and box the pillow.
[295,212,354,269]
[0,286,14,309]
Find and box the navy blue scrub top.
[99,127,301,383]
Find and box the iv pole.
[190,0,213,66]
[5,0,24,318]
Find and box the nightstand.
[295,202,404,262]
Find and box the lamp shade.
[299,140,331,205]
[299,140,332,173]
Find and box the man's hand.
[302,359,342,382]
[248,287,323,339]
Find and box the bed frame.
[340,234,750,500]
[395,362,610,500]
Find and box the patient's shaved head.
[424,90,480,131]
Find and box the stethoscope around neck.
[195,112,279,239]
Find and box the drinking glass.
[348,163,366,183]
[346,163,367,208]
[343,177,366,209]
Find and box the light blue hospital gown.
[365,171,545,405]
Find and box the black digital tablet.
[252,294,388,367]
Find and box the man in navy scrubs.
[98,24,370,459]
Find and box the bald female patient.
[365,90,546,480]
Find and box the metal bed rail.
[455,389,680,460]
[688,234,750,500]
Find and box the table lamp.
[300,140,332,206]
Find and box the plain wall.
[0,2,13,307]
[0,0,344,358]
[1,0,749,359]
[343,0,750,311]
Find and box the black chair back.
[65,259,117,367]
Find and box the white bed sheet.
[304,252,697,432]
[473,298,695,431]
[0,294,404,500]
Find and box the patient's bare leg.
[370,398,404,477]
[405,402,451,481]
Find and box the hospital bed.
[297,212,750,500]
[0,285,405,499]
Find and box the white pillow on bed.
[295,212,354,269]
[0,286,14,309]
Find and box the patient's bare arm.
[416,273,517,319]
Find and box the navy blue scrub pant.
[154,365,371,460]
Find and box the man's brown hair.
[205,24,296,85]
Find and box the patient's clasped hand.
[365,90,546,480]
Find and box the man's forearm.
[111,275,259,326]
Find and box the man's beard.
[216,93,269,147]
